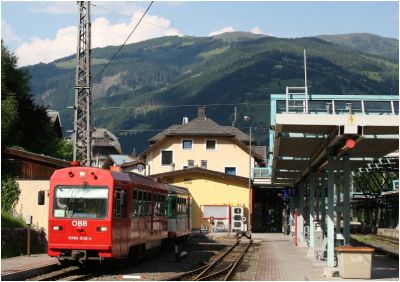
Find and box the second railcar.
[166,185,192,238]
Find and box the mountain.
[24,33,399,154]
[317,33,399,61]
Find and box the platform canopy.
[269,94,399,187]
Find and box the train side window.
[113,190,121,218]
[138,190,143,216]
[160,195,165,216]
[143,192,148,216]
[154,194,159,216]
[132,190,138,218]
[183,198,187,214]
[149,192,153,216]
[121,190,128,218]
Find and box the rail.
[168,234,253,281]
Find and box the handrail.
[253,167,272,179]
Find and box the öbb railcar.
[43,165,191,263]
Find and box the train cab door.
[112,188,129,258]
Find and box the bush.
[1,211,26,228]
[1,211,47,258]
[1,227,47,258]
[1,176,21,212]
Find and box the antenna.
[232,106,237,126]
[304,49,308,90]
[304,49,309,113]
[73,1,92,166]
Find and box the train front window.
[53,186,108,219]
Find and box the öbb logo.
[72,220,88,227]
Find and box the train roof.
[111,171,168,191]
[164,184,190,195]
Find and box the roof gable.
[152,167,249,186]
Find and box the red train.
[38,165,191,263]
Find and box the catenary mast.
[73,1,92,166]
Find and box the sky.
[1,0,399,67]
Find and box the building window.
[182,139,193,150]
[205,139,216,150]
[225,167,236,176]
[187,159,194,167]
[161,150,173,166]
[201,160,207,169]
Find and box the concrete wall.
[166,172,250,229]
[377,228,399,239]
[15,180,50,234]
[147,136,253,178]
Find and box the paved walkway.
[1,254,58,280]
[209,232,399,281]
[251,233,399,281]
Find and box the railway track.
[27,265,105,281]
[168,234,253,281]
[370,234,398,245]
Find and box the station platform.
[1,253,59,281]
[208,232,399,281]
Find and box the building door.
[253,188,284,232]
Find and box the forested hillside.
[25,32,399,154]
[317,33,399,61]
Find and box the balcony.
[252,167,272,186]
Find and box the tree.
[1,41,72,159]
[1,176,21,212]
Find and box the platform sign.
[284,188,298,198]
[348,114,355,125]
[393,180,399,191]
[283,189,289,199]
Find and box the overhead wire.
[91,2,175,32]
[92,1,154,81]
[93,102,271,111]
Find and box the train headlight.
[53,226,63,231]
[97,226,108,232]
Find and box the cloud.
[208,26,235,36]
[15,26,76,67]
[15,13,181,67]
[250,26,263,35]
[29,1,146,17]
[1,20,22,45]
[29,2,76,14]
[92,12,181,48]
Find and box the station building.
[141,107,267,231]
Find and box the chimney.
[197,106,206,119]
[182,117,189,124]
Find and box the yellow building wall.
[147,136,253,178]
[15,180,50,234]
[167,173,250,229]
